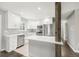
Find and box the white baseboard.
[67,41,79,53]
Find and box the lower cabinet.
[29,40,55,57]
[5,34,25,52]
[5,35,17,52]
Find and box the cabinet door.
[8,12,21,29]
[29,40,55,57]
[9,36,17,51]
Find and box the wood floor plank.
[0,51,24,57]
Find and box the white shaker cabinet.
[5,35,17,52]
[5,11,22,29]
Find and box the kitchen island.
[25,35,63,57]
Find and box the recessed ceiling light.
[38,7,41,10]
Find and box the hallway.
[62,42,79,57]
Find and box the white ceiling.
[0,2,55,20]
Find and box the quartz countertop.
[25,35,63,45]
[4,30,25,36]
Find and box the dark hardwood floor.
[61,42,79,57]
[0,51,24,57]
[0,42,79,57]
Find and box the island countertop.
[25,35,63,45]
[4,30,25,37]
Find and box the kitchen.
[0,2,62,57]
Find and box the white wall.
[0,15,2,50]
[62,2,79,14]
[61,2,79,52]
[67,11,78,52]
[61,20,67,41]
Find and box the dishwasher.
[17,35,25,48]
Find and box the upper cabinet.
[6,11,22,29]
